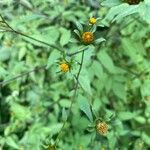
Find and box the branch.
[0,65,47,86]
[0,14,63,53]
[0,14,88,57]
[68,47,89,56]
[54,51,85,145]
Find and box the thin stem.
[68,47,89,56]
[0,14,63,52]
[54,50,85,145]
[0,14,14,31]
[0,65,47,86]
[14,30,63,52]
[0,14,89,57]
[0,30,13,33]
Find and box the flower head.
[96,121,108,136]
[123,0,141,5]
[82,32,94,44]
[60,63,70,73]
[89,17,97,25]
[47,145,56,150]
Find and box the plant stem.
[54,50,85,145]
[0,65,47,86]
[0,14,88,57]
[0,14,63,52]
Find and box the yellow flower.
[82,32,94,44]
[89,17,97,25]
[96,121,108,136]
[60,63,70,73]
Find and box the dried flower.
[82,32,94,44]
[96,121,108,136]
[47,145,56,150]
[123,0,141,5]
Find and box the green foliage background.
[0,0,150,150]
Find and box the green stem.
[54,51,85,146]
[0,65,47,86]
[0,14,88,57]
[0,14,63,52]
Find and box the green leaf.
[92,60,104,78]
[112,81,126,100]
[94,37,106,44]
[46,50,60,68]
[75,22,83,32]
[118,111,139,121]
[140,79,150,97]
[0,66,8,79]
[122,38,143,64]
[59,99,71,108]
[113,5,139,22]
[79,71,92,95]
[20,0,33,9]
[138,2,150,23]
[142,132,150,145]
[134,116,146,124]
[104,4,128,21]
[10,102,32,121]
[74,29,81,38]
[62,108,67,121]
[5,137,19,149]
[18,47,26,60]
[60,28,71,46]
[0,48,11,62]
[101,0,121,7]
[77,95,93,122]
[104,3,139,22]
[98,50,116,74]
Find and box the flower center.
[60,63,69,73]
[82,32,94,44]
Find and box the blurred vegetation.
[0,0,150,150]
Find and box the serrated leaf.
[98,50,116,74]
[112,81,126,100]
[76,22,83,32]
[60,28,71,46]
[5,137,19,149]
[46,50,60,69]
[77,95,93,122]
[79,71,92,95]
[94,37,106,44]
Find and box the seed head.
[47,145,56,150]
[96,121,108,136]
